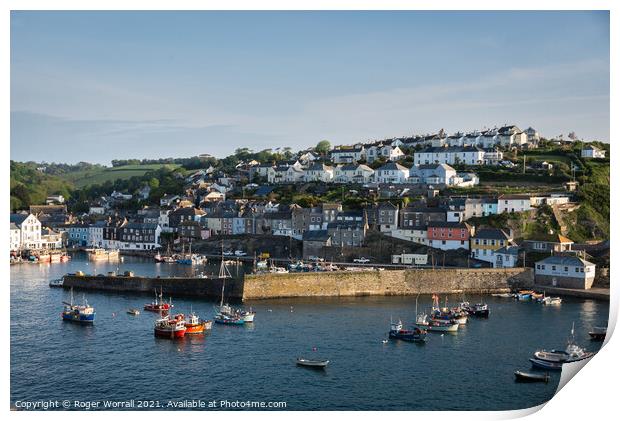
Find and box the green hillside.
[64,163,181,188]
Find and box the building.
[375,162,409,184]
[497,194,532,213]
[409,164,457,186]
[302,230,332,259]
[581,145,606,159]
[493,245,520,268]
[392,253,428,265]
[331,146,366,164]
[535,254,596,289]
[427,221,473,250]
[497,125,528,147]
[305,163,334,182]
[470,228,513,264]
[376,202,399,232]
[333,164,374,183]
[327,220,367,247]
[40,228,64,249]
[117,222,162,250]
[522,234,574,253]
[10,223,21,251]
[63,223,90,247]
[88,221,107,248]
[413,146,486,166]
[10,213,42,250]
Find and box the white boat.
[533,323,594,363]
[427,319,459,332]
[49,278,64,287]
[492,293,514,298]
[87,248,119,261]
[296,358,329,368]
[542,297,562,305]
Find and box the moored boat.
[296,358,329,368]
[588,326,607,341]
[542,297,562,306]
[184,311,213,334]
[214,313,245,325]
[531,323,594,366]
[87,248,119,261]
[154,315,186,339]
[514,370,550,383]
[127,308,140,316]
[388,319,427,342]
[49,278,64,288]
[61,288,95,323]
[426,318,459,332]
[529,358,563,370]
[144,287,173,312]
[469,303,490,317]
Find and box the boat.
[531,292,544,301]
[529,358,563,370]
[388,319,427,342]
[492,293,514,298]
[514,370,550,383]
[87,248,119,261]
[542,297,562,306]
[183,310,213,334]
[516,290,533,301]
[49,278,64,288]
[426,318,459,332]
[154,315,186,339]
[61,288,96,323]
[127,308,140,316]
[532,323,594,365]
[60,254,71,262]
[430,295,467,325]
[469,303,490,317]
[144,287,173,312]
[588,327,607,341]
[214,313,245,325]
[50,254,61,263]
[296,358,329,368]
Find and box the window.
[552,265,556,271]
[564,266,568,272]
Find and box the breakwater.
[62,274,244,301]
[242,268,534,300]
[61,268,534,301]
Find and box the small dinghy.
[296,358,329,368]
[588,327,607,341]
[514,370,550,383]
[127,308,140,316]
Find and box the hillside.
[62,163,181,188]
[10,161,74,211]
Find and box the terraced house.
[470,228,514,265]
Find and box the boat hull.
[589,332,606,341]
[185,320,213,334]
[214,317,245,325]
[389,330,427,343]
[297,359,329,368]
[62,312,95,323]
[529,358,563,370]
[154,327,186,339]
[514,370,550,383]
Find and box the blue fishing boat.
[61,288,95,323]
[214,313,245,325]
[529,358,563,370]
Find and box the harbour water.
[10,254,609,411]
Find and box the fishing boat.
[127,308,140,316]
[542,297,562,306]
[296,358,329,368]
[414,295,430,327]
[469,303,490,317]
[430,295,467,325]
[588,327,607,341]
[427,318,459,332]
[388,319,427,342]
[87,248,119,261]
[516,290,534,301]
[529,358,563,370]
[532,323,594,365]
[214,313,245,325]
[144,287,173,312]
[184,310,213,334]
[531,292,544,301]
[153,315,186,339]
[61,288,96,323]
[49,278,64,288]
[514,370,550,383]
[59,254,71,262]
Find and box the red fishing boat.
[154,315,186,339]
[144,287,173,312]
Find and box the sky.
[10,11,610,165]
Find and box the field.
[63,164,181,188]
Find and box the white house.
[375,162,410,184]
[10,213,41,250]
[334,164,374,183]
[493,245,519,268]
[535,254,596,289]
[409,164,457,186]
[581,145,606,159]
[497,125,528,147]
[88,221,107,248]
[414,146,486,166]
[498,194,532,213]
[366,143,405,163]
[331,146,365,164]
[10,223,21,251]
[305,163,334,182]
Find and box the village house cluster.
[10,124,606,289]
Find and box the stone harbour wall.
[242,267,534,300]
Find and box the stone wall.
[242,267,533,300]
[62,274,245,301]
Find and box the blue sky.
[11,11,609,164]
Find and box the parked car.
[308,256,325,262]
[234,250,247,256]
[222,250,234,256]
[353,257,370,264]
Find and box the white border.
[3,2,616,420]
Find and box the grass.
[64,164,180,188]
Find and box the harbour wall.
[62,274,245,301]
[242,268,534,300]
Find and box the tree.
[315,140,331,155]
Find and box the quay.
[62,267,535,302]
[533,285,610,301]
